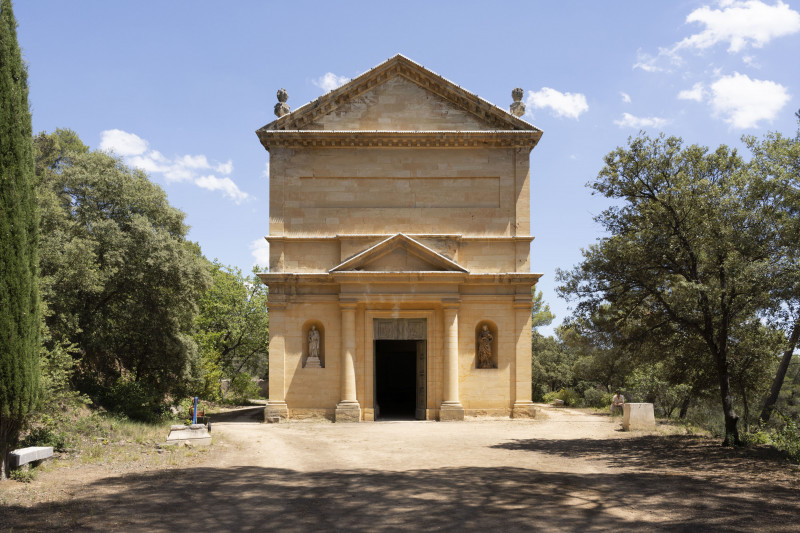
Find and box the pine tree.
[0,0,40,478]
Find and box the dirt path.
[2,406,799,532]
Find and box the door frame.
[363,310,437,421]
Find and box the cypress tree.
[0,0,40,478]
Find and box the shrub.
[558,388,582,407]
[99,377,166,422]
[10,468,36,483]
[226,372,262,404]
[584,388,613,409]
[542,391,559,404]
[20,425,67,452]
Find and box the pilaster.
[512,295,537,419]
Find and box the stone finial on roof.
[510,88,525,117]
[274,88,290,118]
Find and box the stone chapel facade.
[257,55,543,422]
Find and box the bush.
[543,388,582,407]
[584,388,613,409]
[773,418,800,462]
[10,468,36,483]
[20,425,67,452]
[226,372,262,404]
[99,377,167,422]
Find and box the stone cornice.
[266,234,534,243]
[257,130,541,149]
[258,271,542,285]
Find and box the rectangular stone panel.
[373,318,427,340]
[297,177,500,209]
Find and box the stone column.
[335,301,361,422]
[265,299,289,422]
[512,295,537,418]
[439,300,464,421]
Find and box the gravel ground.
[2,405,799,532]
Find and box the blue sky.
[15,1,800,334]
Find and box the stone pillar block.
[622,403,656,431]
[335,401,362,423]
[265,401,289,423]
[439,402,465,421]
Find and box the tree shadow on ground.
[2,460,798,532]
[492,434,794,480]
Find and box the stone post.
[335,301,361,422]
[512,295,537,418]
[265,299,289,422]
[440,300,464,420]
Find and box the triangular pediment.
[259,54,540,133]
[330,234,468,273]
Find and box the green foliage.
[583,388,613,409]
[543,388,581,407]
[0,0,40,478]
[195,262,268,400]
[226,372,263,404]
[626,363,692,418]
[558,133,784,446]
[531,330,576,399]
[33,130,211,415]
[9,467,35,483]
[531,289,555,331]
[20,424,67,452]
[743,416,800,463]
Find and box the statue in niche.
[306,325,322,368]
[478,324,494,369]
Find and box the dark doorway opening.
[375,340,417,420]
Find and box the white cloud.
[742,54,760,67]
[215,160,234,175]
[195,175,249,204]
[634,1,800,71]
[525,87,589,119]
[249,238,269,269]
[709,72,790,128]
[313,72,350,92]
[678,82,706,101]
[100,129,148,156]
[620,92,632,103]
[614,113,670,129]
[676,0,800,53]
[99,129,249,203]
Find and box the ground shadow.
[207,406,264,423]
[492,434,791,479]
[2,460,798,532]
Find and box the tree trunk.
[741,383,750,433]
[759,317,800,425]
[679,395,691,419]
[0,418,21,479]
[716,363,740,446]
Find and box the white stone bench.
[9,446,54,469]
[622,403,656,431]
[165,424,211,446]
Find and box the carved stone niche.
[475,321,498,369]
[302,320,325,368]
